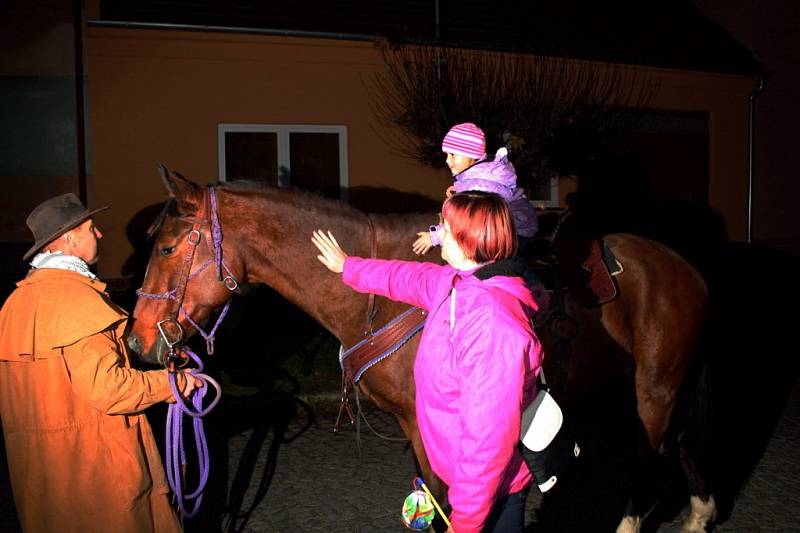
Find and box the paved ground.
[2,370,799,533]
[212,376,800,533]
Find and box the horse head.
[127,166,242,366]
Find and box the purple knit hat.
[441,122,486,160]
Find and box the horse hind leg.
[678,363,717,533]
[616,365,681,533]
[616,428,670,533]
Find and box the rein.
[166,346,222,517]
[136,186,238,517]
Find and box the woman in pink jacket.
[312,191,545,533]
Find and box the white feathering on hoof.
[682,495,717,533]
[616,515,642,533]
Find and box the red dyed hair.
[441,191,516,262]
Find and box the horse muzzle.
[126,327,169,366]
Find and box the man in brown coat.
[0,193,199,532]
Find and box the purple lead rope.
[166,347,222,518]
[136,186,234,518]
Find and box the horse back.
[541,233,708,399]
[602,233,708,372]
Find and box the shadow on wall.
[347,185,440,214]
[109,202,170,310]
[0,243,32,303]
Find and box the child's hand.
[412,232,433,255]
[445,185,456,199]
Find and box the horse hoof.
[616,515,642,533]
[682,495,717,533]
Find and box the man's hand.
[178,371,203,397]
[412,232,433,255]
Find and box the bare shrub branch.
[367,41,658,188]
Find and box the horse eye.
[160,246,176,256]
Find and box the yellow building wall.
[86,27,756,278]
[87,28,448,277]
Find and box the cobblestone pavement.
[2,375,799,533]
[212,374,800,533]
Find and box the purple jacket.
[342,257,544,533]
[430,148,539,245]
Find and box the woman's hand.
[445,185,456,199]
[311,230,348,273]
[412,232,434,255]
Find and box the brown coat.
[0,269,181,533]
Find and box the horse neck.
[219,187,429,346]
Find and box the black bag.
[519,374,580,492]
[520,426,580,492]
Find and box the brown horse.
[127,168,716,533]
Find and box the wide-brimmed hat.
[23,193,108,260]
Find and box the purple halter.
[136,187,239,356]
[135,186,236,517]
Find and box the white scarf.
[30,251,97,279]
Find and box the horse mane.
[218,181,377,223]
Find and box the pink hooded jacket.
[342,257,544,533]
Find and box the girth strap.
[364,216,378,335]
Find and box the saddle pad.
[341,306,427,383]
[556,239,619,307]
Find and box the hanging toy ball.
[401,489,436,530]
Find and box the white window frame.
[529,177,559,209]
[217,124,349,190]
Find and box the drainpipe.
[73,0,87,204]
[746,74,766,244]
[435,0,442,80]
[435,0,441,39]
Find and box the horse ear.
[157,164,201,215]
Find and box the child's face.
[446,153,477,176]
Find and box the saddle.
[526,238,622,308]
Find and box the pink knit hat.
[441,122,486,160]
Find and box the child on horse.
[412,122,540,256]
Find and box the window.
[527,177,559,209]
[218,124,348,199]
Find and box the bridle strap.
[365,215,378,335]
[167,193,209,323]
[136,186,239,362]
